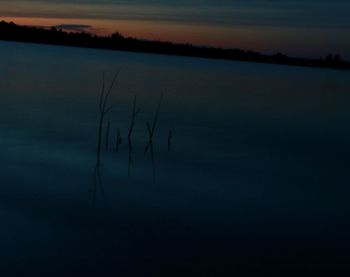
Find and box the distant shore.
[1,20,349,70]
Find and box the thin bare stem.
[99,72,105,113]
[91,164,107,207]
[96,71,120,165]
[127,138,133,183]
[128,96,140,141]
[145,92,164,154]
[115,128,121,152]
[127,96,140,183]
[147,123,156,184]
[168,130,173,152]
[105,120,110,152]
[102,71,120,113]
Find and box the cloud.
[53,24,92,33]
[0,0,349,29]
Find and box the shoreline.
[1,20,349,71]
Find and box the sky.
[0,0,350,59]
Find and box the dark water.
[0,41,350,276]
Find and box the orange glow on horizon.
[0,0,349,60]
[2,16,344,59]
[0,16,259,50]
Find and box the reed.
[145,92,164,154]
[96,71,119,165]
[128,96,141,143]
[105,120,110,152]
[115,128,121,152]
[147,122,156,184]
[127,96,140,181]
[168,130,173,152]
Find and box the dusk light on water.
[0,1,350,276]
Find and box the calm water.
[1,40,350,276]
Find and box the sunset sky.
[1,0,349,59]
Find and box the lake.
[0,40,350,276]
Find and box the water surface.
[0,40,350,276]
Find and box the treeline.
[0,20,349,70]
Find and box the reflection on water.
[92,91,164,203]
[127,96,140,183]
[1,40,350,275]
[91,164,104,207]
[144,92,163,184]
[95,72,119,165]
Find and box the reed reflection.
[91,77,171,203]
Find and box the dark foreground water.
[0,41,350,276]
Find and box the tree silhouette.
[0,20,349,70]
